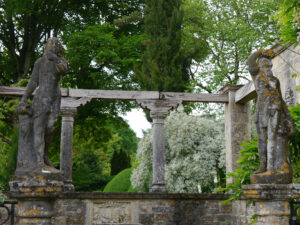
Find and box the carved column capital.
[60,107,77,117]
[136,99,182,119]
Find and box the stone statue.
[16,37,67,173]
[248,49,295,184]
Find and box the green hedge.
[103,168,137,192]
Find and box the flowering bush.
[131,106,225,193]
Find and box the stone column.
[221,85,251,184]
[137,99,181,192]
[60,107,77,192]
[243,184,300,225]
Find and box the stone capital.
[60,107,77,117]
[136,99,182,119]
[219,84,243,94]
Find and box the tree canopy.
[0,0,145,84]
[188,0,281,93]
[274,0,300,44]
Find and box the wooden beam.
[235,82,256,103]
[61,97,92,108]
[0,86,68,97]
[0,86,229,103]
[160,92,228,103]
[69,88,160,100]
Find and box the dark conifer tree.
[135,0,189,92]
[110,150,131,176]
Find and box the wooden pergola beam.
[0,86,229,103]
[235,82,256,103]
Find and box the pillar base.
[150,183,168,193]
[242,184,300,225]
[9,170,63,197]
[63,182,75,192]
[250,163,293,184]
[9,170,64,225]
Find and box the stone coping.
[242,184,300,200]
[5,191,231,200]
[59,192,231,200]
[242,184,300,190]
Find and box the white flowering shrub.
[131,106,225,193]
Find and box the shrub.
[72,149,111,191]
[131,106,225,193]
[0,184,6,203]
[217,138,259,203]
[104,168,137,192]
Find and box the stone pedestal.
[9,172,63,225]
[243,184,300,225]
[137,99,182,192]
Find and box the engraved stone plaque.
[92,201,132,224]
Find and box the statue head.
[257,57,273,70]
[44,37,63,57]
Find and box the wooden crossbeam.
[68,88,159,100]
[235,82,256,103]
[161,92,228,103]
[0,86,229,103]
[0,86,68,97]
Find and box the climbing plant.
[219,104,300,203]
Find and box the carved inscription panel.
[92,201,132,224]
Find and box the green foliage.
[0,0,145,84]
[0,99,19,190]
[218,138,259,204]
[249,214,258,225]
[190,0,280,93]
[219,104,300,203]
[289,104,300,183]
[110,149,131,176]
[274,0,300,44]
[72,149,111,192]
[103,168,137,192]
[69,115,137,191]
[63,24,145,91]
[135,0,190,92]
[131,107,225,193]
[0,128,18,190]
[0,184,6,203]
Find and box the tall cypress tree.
[135,0,188,92]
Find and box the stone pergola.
[0,84,254,192]
[2,83,300,225]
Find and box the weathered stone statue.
[248,49,295,184]
[16,37,67,173]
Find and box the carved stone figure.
[248,49,295,184]
[16,37,67,173]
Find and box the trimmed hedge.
[103,168,137,192]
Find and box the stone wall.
[272,44,300,106]
[49,193,232,225]
[231,200,256,225]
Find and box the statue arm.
[20,61,40,103]
[248,51,261,76]
[46,51,68,75]
[45,51,60,62]
[56,58,68,75]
